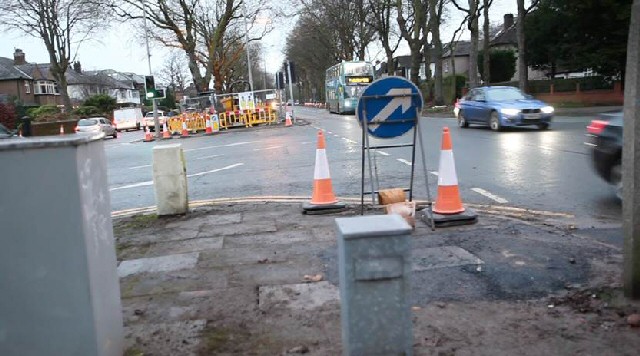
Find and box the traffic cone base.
[162,122,172,139]
[180,120,190,138]
[144,126,154,142]
[421,208,478,228]
[433,185,465,214]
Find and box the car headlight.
[541,106,554,114]
[344,101,351,107]
[500,108,521,116]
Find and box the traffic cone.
[180,117,190,138]
[144,124,154,142]
[302,130,346,214]
[162,120,172,139]
[422,127,477,227]
[204,115,213,135]
[59,124,64,135]
[285,112,293,127]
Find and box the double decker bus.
[325,61,375,114]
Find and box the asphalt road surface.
[104,107,621,225]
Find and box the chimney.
[73,61,82,73]
[504,14,514,31]
[13,49,26,65]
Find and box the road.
[104,106,621,224]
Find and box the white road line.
[187,163,244,178]
[429,171,439,176]
[376,151,390,156]
[195,154,222,160]
[333,134,340,137]
[184,141,253,152]
[253,145,283,151]
[300,141,311,145]
[110,163,244,191]
[327,131,334,134]
[128,164,151,170]
[471,187,508,204]
[397,158,413,166]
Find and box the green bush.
[443,75,466,104]
[478,50,517,84]
[73,106,100,117]
[83,94,117,113]
[27,105,61,120]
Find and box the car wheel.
[112,131,118,139]
[538,123,550,130]
[136,123,141,130]
[490,112,502,131]
[457,111,469,128]
[611,161,622,201]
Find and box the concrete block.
[153,144,188,215]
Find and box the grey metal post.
[623,0,640,298]
[335,215,413,356]
[153,144,188,215]
[0,134,124,356]
[287,60,295,123]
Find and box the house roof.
[0,57,32,81]
[16,62,56,81]
[66,70,132,89]
[442,41,473,57]
[491,18,518,47]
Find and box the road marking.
[300,141,311,145]
[429,171,439,176]
[184,141,253,152]
[333,134,340,137]
[343,138,357,144]
[187,163,244,178]
[397,158,413,166]
[471,188,508,204]
[327,131,333,134]
[584,142,596,147]
[253,145,283,151]
[376,151,390,156]
[195,154,222,160]
[128,164,151,170]
[110,163,244,191]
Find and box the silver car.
[75,117,117,138]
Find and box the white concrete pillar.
[153,144,188,215]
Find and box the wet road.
[104,107,621,224]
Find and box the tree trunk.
[386,48,396,75]
[483,0,491,84]
[517,0,528,92]
[468,0,480,88]
[430,0,444,105]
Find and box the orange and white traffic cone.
[162,120,172,139]
[424,127,477,226]
[204,115,213,135]
[285,112,293,127]
[144,124,154,142]
[59,124,64,135]
[180,117,190,138]
[302,130,346,213]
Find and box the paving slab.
[124,319,206,356]
[259,281,340,311]
[118,252,200,278]
[145,237,224,257]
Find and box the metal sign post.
[356,76,434,229]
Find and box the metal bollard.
[0,133,123,356]
[153,144,188,215]
[335,214,413,356]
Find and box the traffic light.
[282,61,298,84]
[275,71,285,89]
[289,62,297,84]
[144,75,164,99]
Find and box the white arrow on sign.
[368,88,413,131]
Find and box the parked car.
[456,86,554,131]
[113,107,142,131]
[143,110,167,131]
[75,117,117,139]
[0,122,18,139]
[585,112,623,200]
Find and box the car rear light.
[454,99,460,108]
[587,120,609,135]
[74,126,79,132]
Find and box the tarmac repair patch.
[412,246,484,271]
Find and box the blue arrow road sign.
[356,76,423,139]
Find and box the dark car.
[456,86,554,131]
[585,112,623,200]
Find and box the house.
[0,49,59,107]
[0,49,143,108]
[375,55,429,81]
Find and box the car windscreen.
[486,88,527,101]
[78,119,98,126]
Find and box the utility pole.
[142,6,160,138]
[243,2,254,92]
[286,60,295,123]
[624,0,640,299]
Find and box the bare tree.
[0,0,111,112]
[159,51,190,92]
[367,0,401,75]
[428,0,447,104]
[482,0,493,84]
[517,0,540,92]
[451,0,482,88]
[397,0,427,85]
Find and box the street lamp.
[243,2,254,92]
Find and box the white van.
[113,108,143,131]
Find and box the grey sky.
[0,0,519,79]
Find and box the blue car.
[456,86,554,131]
